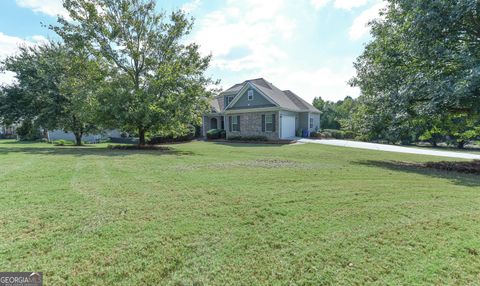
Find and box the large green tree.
[351,0,480,146]
[1,43,105,145]
[53,0,216,145]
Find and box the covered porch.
[202,115,225,137]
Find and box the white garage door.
[281,115,296,139]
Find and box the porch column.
[202,116,207,137]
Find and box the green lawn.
[1,140,480,285]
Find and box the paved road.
[298,138,480,160]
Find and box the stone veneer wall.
[202,115,223,137]
[226,111,279,140]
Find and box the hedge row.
[310,129,356,139]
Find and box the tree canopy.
[0,0,215,146]
[350,0,480,147]
[1,42,106,145]
[52,0,216,145]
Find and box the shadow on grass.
[0,140,38,145]
[0,146,195,157]
[356,160,480,187]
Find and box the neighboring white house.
[0,124,17,136]
[47,129,123,143]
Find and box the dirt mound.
[398,160,480,174]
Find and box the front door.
[210,118,218,129]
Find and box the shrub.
[228,135,267,141]
[206,129,225,140]
[296,128,302,137]
[323,129,344,139]
[148,126,196,144]
[343,131,356,139]
[53,139,69,146]
[312,129,356,140]
[310,131,320,138]
[0,134,16,139]
[311,131,332,139]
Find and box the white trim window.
[247,90,254,101]
[232,116,240,131]
[265,114,274,132]
[309,117,314,129]
[225,96,234,107]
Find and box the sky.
[0,0,386,103]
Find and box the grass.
[1,139,480,285]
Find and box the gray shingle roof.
[222,83,244,95]
[210,96,222,113]
[214,78,320,113]
[283,90,320,113]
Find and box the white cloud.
[310,0,331,10]
[0,72,17,86]
[311,0,370,10]
[333,0,369,10]
[349,1,386,40]
[194,0,296,72]
[0,33,32,58]
[190,0,364,103]
[31,35,49,44]
[252,63,359,103]
[181,0,201,14]
[15,0,67,18]
[0,33,47,86]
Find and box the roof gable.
[227,84,276,110]
[213,78,320,113]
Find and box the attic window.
[225,96,233,107]
[247,90,254,101]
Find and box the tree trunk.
[431,140,437,147]
[457,141,465,149]
[138,128,146,146]
[74,132,83,146]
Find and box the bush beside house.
[228,135,267,142]
[206,129,226,140]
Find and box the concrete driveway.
[298,138,480,160]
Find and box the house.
[0,124,17,136]
[203,78,320,140]
[47,129,123,143]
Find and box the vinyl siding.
[228,88,275,110]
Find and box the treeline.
[316,0,480,149]
[0,0,215,146]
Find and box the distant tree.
[1,43,105,145]
[53,0,216,145]
[312,97,325,111]
[313,96,358,130]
